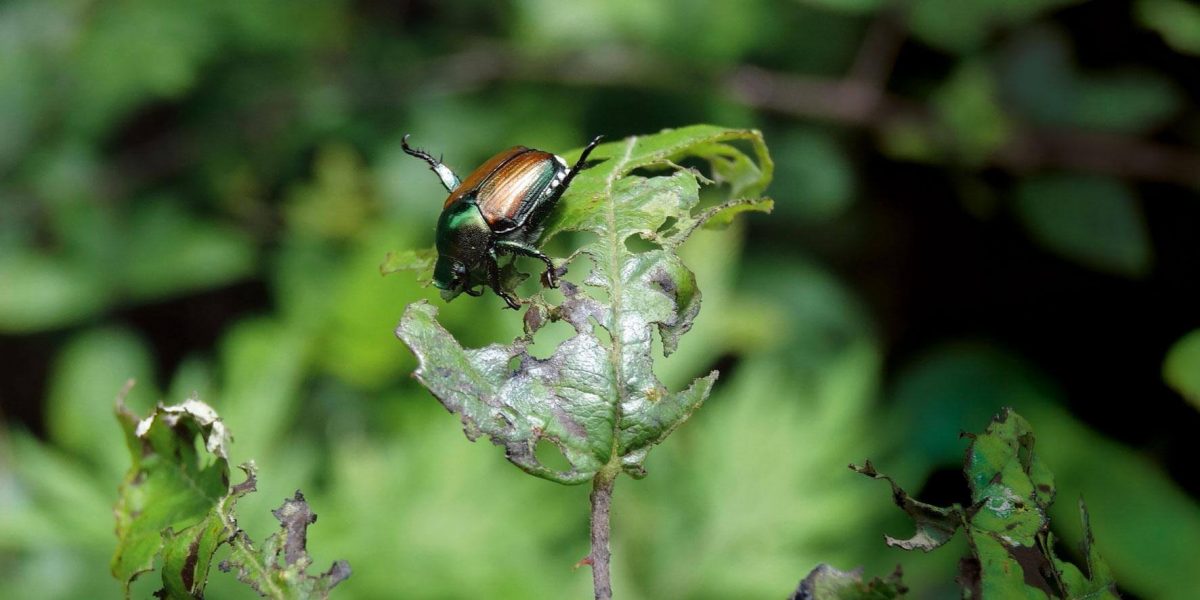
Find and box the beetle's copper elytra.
[402,134,603,309]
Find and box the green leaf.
[111,393,236,597]
[111,392,349,599]
[119,201,256,301]
[1164,329,1200,410]
[1046,500,1118,599]
[855,408,1120,598]
[379,247,437,281]
[909,0,1084,53]
[932,62,1013,166]
[47,328,158,480]
[789,564,907,599]
[0,251,110,333]
[999,28,1182,134]
[1137,0,1200,56]
[1014,174,1152,278]
[395,126,772,484]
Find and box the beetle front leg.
[402,134,462,192]
[486,251,521,310]
[496,240,560,288]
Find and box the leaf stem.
[589,471,617,600]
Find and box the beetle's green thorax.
[433,199,492,293]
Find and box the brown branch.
[588,473,616,600]
[729,65,1200,187]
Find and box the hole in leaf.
[528,318,576,360]
[534,437,573,472]
[507,355,522,373]
[918,466,973,507]
[656,216,678,233]
[624,234,659,254]
[591,320,612,347]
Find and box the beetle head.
[433,256,468,300]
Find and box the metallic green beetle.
[402,134,603,309]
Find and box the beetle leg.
[496,240,559,288]
[402,134,462,192]
[486,251,521,309]
[559,135,604,194]
[464,284,484,297]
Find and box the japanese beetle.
[402,134,603,309]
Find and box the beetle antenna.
[402,134,462,192]
[559,135,604,191]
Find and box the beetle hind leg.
[402,134,462,192]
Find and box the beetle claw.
[499,292,521,310]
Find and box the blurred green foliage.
[1,0,1197,598]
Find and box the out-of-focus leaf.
[69,0,217,137]
[511,0,778,62]
[856,409,1119,599]
[120,201,256,301]
[1163,328,1200,410]
[47,328,158,480]
[0,252,109,332]
[1072,70,1182,134]
[396,126,772,484]
[772,129,856,221]
[789,564,906,599]
[932,62,1013,166]
[1013,174,1152,277]
[909,0,1083,53]
[285,144,375,240]
[1000,28,1183,133]
[791,0,884,14]
[380,248,437,281]
[1137,0,1200,55]
[216,318,311,462]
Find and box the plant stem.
[589,472,616,600]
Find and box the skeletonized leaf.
[219,491,353,599]
[789,564,907,599]
[395,126,773,484]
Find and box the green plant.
[390,125,773,599]
[836,408,1119,599]
[110,385,350,599]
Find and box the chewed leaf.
[850,461,960,552]
[789,564,907,600]
[220,491,352,598]
[111,388,349,599]
[112,390,237,597]
[380,247,437,283]
[855,408,1120,598]
[396,126,774,484]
